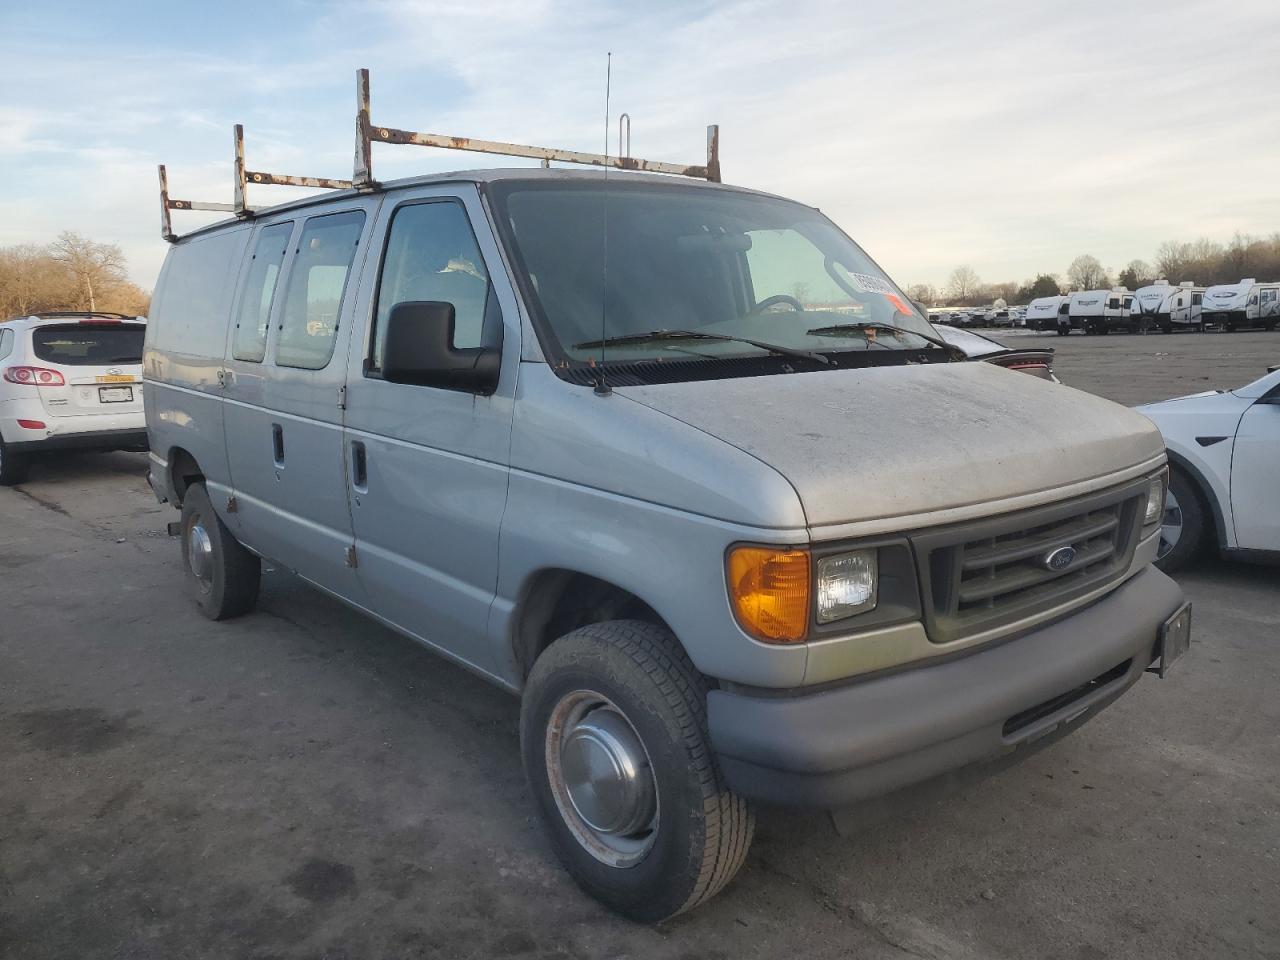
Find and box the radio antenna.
[594,52,613,397]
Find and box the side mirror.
[381,300,502,395]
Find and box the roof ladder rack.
[351,68,720,188]
[159,123,354,242]
[159,67,721,242]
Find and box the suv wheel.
[180,482,261,619]
[521,620,754,921]
[0,439,30,486]
[1155,470,1206,573]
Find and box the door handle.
[351,440,367,490]
[271,423,285,466]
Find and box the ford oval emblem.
[1044,546,1076,571]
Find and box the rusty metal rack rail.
[159,68,721,242]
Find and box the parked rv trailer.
[1202,279,1257,331]
[1106,288,1135,332]
[1067,289,1113,335]
[1132,280,1179,333]
[1168,282,1205,330]
[1245,283,1279,330]
[1025,295,1067,332]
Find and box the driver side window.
[369,200,490,374]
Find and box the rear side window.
[0,329,12,361]
[32,324,145,365]
[275,210,365,370]
[233,222,293,362]
[369,200,490,373]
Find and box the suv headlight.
[816,549,878,623]
[1143,474,1167,526]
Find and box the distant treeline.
[912,232,1280,307]
[0,233,150,319]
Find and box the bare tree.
[1066,254,1110,291]
[50,232,128,311]
[946,266,981,304]
[1,237,149,319]
[1117,259,1154,289]
[906,283,937,306]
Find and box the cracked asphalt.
[1,331,1277,959]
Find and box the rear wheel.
[180,482,260,619]
[521,620,754,921]
[1155,470,1207,573]
[0,439,30,486]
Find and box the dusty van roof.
[170,167,798,244]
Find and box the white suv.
[0,312,147,484]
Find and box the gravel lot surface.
[2,331,1277,959]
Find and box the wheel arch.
[166,446,205,507]
[1166,450,1228,550]
[509,568,677,683]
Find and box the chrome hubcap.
[187,517,214,591]
[546,691,658,867]
[1158,489,1183,560]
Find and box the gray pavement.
[1,332,1277,959]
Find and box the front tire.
[1155,470,1207,573]
[521,620,754,922]
[180,482,261,619]
[0,439,30,486]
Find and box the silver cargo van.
[145,167,1190,920]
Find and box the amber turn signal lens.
[726,546,811,643]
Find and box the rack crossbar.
[167,200,239,212]
[244,171,354,190]
[369,125,715,180]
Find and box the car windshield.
[489,181,939,370]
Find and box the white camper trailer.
[1025,295,1067,333]
[1202,279,1257,331]
[1068,288,1129,335]
[1169,282,1205,330]
[1132,280,1175,332]
[1245,283,1279,330]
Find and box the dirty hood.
[617,362,1164,528]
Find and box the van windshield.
[489,181,939,371]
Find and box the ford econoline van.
[145,167,1190,921]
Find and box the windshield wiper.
[805,322,967,361]
[574,329,833,365]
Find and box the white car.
[0,312,147,484]
[1136,366,1280,571]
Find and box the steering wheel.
[749,294,805,315]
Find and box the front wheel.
[521,620,754,921]
[1155,470,1207,573]
[0,439,30,486]
[180,482,261,619]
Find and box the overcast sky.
[2,0,1278,293]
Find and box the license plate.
[99,386,133,403]
[1156,602,1192,678]
[95,374,135,383]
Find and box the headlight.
[1144,475,1166,526]
[816,549,878,623]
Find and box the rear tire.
[521,620,754,922]
[180,482,260,619]
[0,439,30,486]
[1155,470,1207,574]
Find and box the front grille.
[912,479,1147,645]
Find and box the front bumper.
[708,566,1185,807]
